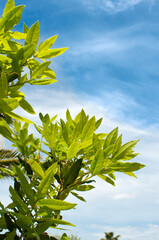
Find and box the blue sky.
[1,0,159,239]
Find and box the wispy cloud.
[82,0,155,13]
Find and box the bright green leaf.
[19,98,35,114]
[29,159,44,179]
[25,21,39,46]
[90,149,104,175]
[103,127,118,150]
[37,47,68,59]
[36,199,77,210]
[36,163,58,199]
[38,35,58,52]
[28,78,57,85]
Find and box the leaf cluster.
[0,0,68,140]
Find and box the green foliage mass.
[0,0,145,239]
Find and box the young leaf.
[112,140,139,160]
[16,44,36,64]
[95,118,102,130]
[61,233,69,240]
[90,149,104,175]
[109,162,145,172]
[48,218,75,227]
[19,98,36,114]
[0,6,24,32]
[25,21,40,46]
[31,61,51,79]
[36,199,77,210]
[2,0,15,17]
[71,191,86,202]
[6,111,34,124]
[81,116,96,141]
[38,35,58,52]
[98,174,115,186]
[66,108,73,124]
[29,159,44,179]
[103,127,118,150]
[23,22,29,33]
[60,119,70,145]
[74,185,95,191]
[67,140,79,159]
[28,78,57,85]
[37,48,68,59]
[36,163,58,200]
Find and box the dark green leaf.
[63,159,82,188]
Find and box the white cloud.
[91,224,159,240]
[82,0,155,13]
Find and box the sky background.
[1,0,159,239]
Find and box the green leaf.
[25,21,40,46]
[61,233,69,240]
[63,159,82,188]
[36,199,77,210]
[2,0,15,17]
[36,163,58,199]
[23,22,29,33]
[81,116,96,141]
[28,78,57,85]
[0,167,15,176]
[98,174,115,186]
[93,134,102,151]
[103,127,118,150]
[112,140,139,160]
[0,55,11,63]
[109,162,145,172]
[35,221,53,235]
[31,61,52,79]
[38,35,58,52]
[95,118,103,130]
[0,5,24,32]
[6,111,34,124]
[0,70,8,98]
[0,217,7,229]
[9,31,26,40]
[14,165,35,206]
[60,119,70,145]
[67,140,79,159]
[71,191,86,202]
[6,229,16,240]
[19,98,36,114]
[10,212,32,229]
[66,108,73,124]
[9,186,30,214]
[29,159,44,179]
[90,149,104,175]
[49,218,75,227]
[37,48,68,59]
[74,185,95,191]
[16,44,36,64]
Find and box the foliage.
[0,0,145,239]
[100,232,121,240]
[0,0,67,140]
